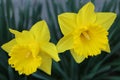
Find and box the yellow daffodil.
[57,2,116,63]
[1,20,60,75]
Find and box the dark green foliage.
[0,0,120,80]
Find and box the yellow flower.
[57,2,116,63]
[1,20,60,75]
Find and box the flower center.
[73,25,109,57]
[80,31,90,40]
[26,52,32,58]
[10,43,40,59]
[10,45,34,59]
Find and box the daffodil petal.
[41,43,60,62]
[57,34,74,53]
[1,39,16,53]
[16,30,34,45]
[9,28,21,37]
[58,13,77,35]
[77,2,96,26]
[70,49,85,63]
[39,53,52,75]
[102,43,111,53]
[96,12,117,30]
[30,20,50,42]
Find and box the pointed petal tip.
[87,1,93,5]
[70,50,85,63]
[85,1,94,8]
[109,12,117,19]
[39,20,46,24]
[9,28,15,33]
[41,69,51,75]
[55,57,60,62]
[113,13,117,19]
[9,28,12,31]
[58,14,64,21]
[37,20,46,23]
[75,57,85,63]
[9,28,21,36]
[58,13,65,17]
[106,48,111,53]
[1,39,16,53]
[47,71,51,75]
[1,44,5,51]
[31,20,47,29]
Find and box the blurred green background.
[0,0,120,80]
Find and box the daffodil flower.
[1,20,60,75]
[57,2,116,63]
